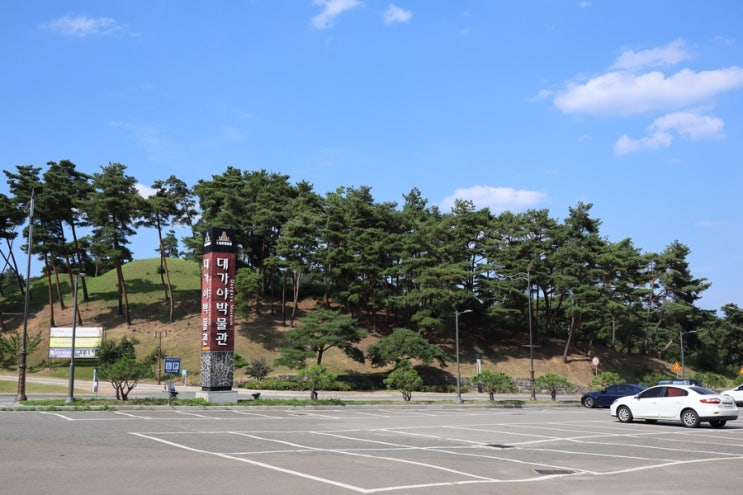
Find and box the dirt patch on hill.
[13,295,670,389]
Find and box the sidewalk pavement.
[0,374,583,406]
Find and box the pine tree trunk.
[115,261,132,325]
[44,254,56,327]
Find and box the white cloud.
[612,39,689,71]
[554,67,743,116]
[42,15,132,37]
[440,186,547,213]
[695,220,731,227]
[135,183,156,198]
[311,0,362,30]
[551,40,743,154]
[651,111,724,140]
[382,4,412,25]
[613,131,673,155]
[613,110,724,155]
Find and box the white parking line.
[130,432,368,493]
[42,408,743,493]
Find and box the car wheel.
[616,406,633,423]
[709,420,727,428]
[681,408,700,428]
[582,397,595,408]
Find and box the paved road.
[1,405,742,495]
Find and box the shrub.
[640,372,669,387]
[469,370,516,400]
[591,371,622,389]
[298,364,337,400]
[689,349,724,374]
[693,372,726,389]
[245,357,272,381]
[534,373,572,401]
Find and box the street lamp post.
[525,269,536,401]
[455,309,473,404]
[65,273,84,403]
[680,330,698,380]
[507,270,536,400]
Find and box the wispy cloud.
[382,4,412,25]
[440,186,547,213]
[611,39,689,71]
[695,220,732,228]
[42,15,134,37]
[613,131,672,155]
[110,120,170,161]
[311,0,362,30]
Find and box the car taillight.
[700,398,721,404]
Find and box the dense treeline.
[1,161,742,375]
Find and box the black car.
[581,383,646,408]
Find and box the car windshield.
[690,386,717,395]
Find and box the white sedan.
[721,384,743,406]
[610,384,738,428]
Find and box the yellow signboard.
[672,361,682,372]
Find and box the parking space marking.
[40,411,146,421]
[38,408,743,493]
[174,410,216,418]
[131,428,583,493]
[230,409,280,418]
[130,432,368,493]
[114,411,153,419]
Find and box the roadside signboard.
[48,327,103,359]
[164,357,181,374]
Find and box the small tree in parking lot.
[97,337,151,400]
[470,370,517,400]
[298,364,336,400]
[383,359,423,402]
[535,373,573,401]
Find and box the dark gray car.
[581,383,646,408]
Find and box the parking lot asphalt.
[2,404,742,495]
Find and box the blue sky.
[1,1,741,313]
